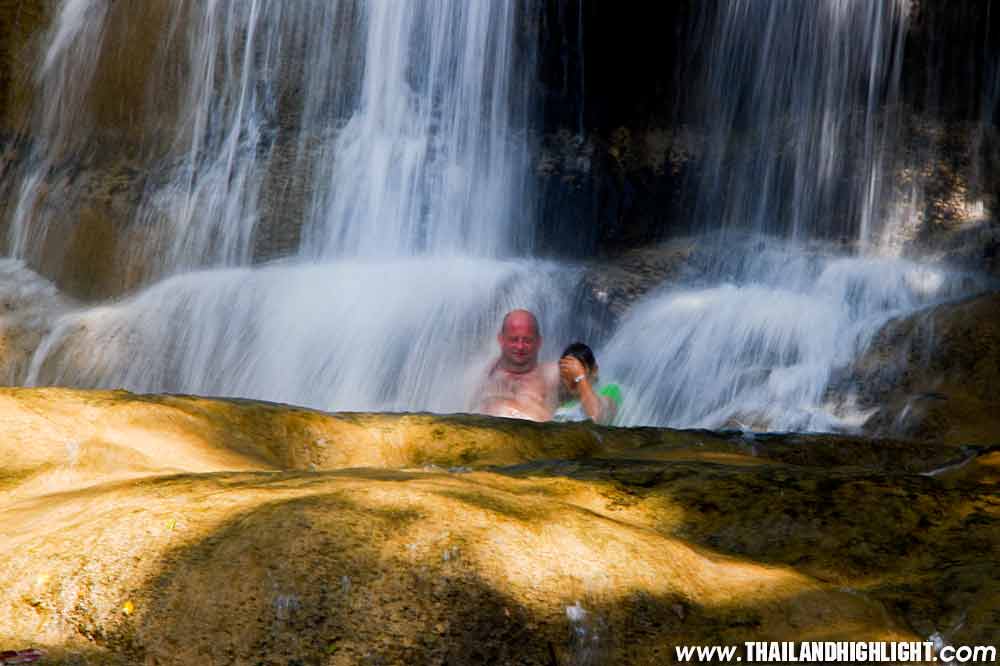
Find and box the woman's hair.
[561,342,596,372]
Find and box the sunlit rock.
[0,388,995,664]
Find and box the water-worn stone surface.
[850,291,1000,445]
[576,238,697,328]
[0,388,996,664]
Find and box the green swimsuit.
[553,383,622,423]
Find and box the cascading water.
[12,0,536,270]
[601,0,994,430]
[689,0,910,247]
[300,2,536,258]
[25,259,581,412]
[603,242,991,430]
[8,0,110,260]
[10,0,584,413]
[3,0,995,432]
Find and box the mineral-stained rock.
[0,388,995,664]
[577,239,698,329]
[0,0,48,130]
[849,290,1000,445]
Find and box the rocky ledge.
[848,291,1000,445]
[0,388,996,664]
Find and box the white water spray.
[593,0,994,433]
[602,243,991,430]
[4,0,996,435]
[26,258,580,414]
[14,0,548,412]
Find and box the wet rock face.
[534,127,699,257]
[576,239,697,329]
[847,291,1000,444]
[882,116,1000,276]
[0,151,162,300]
[0,0,48,128]
[0,388,996,664]
[0,134,315,301]
[530,0,1000,267]
[534,112,1000,277]
[903,0,1000,123]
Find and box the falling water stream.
[3,1,994,430]
[603,242,989,430]
[9,0,587,413]
[600,0,992,429]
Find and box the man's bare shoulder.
[538,360,560,384]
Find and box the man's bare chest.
[491,371,546,398]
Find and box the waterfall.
[602,1,993,431]
[603,242,991,430]
[25,259,580,412]
[11,0,536,273]
[689,0,910,248]
[4,0,996,431]
[8,0,109,260]
[12,0,558,413]
[299,1,536,258]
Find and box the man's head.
[497,309,541,373]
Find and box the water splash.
[593,0,988,432]
[26,258,580,414]
[4,0,996,437]
[603,241,992,431]
[9,0,547,414]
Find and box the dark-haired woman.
[554,342,621,424]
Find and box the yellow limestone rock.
[0,388,993,664]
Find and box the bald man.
[474,309,559,421]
